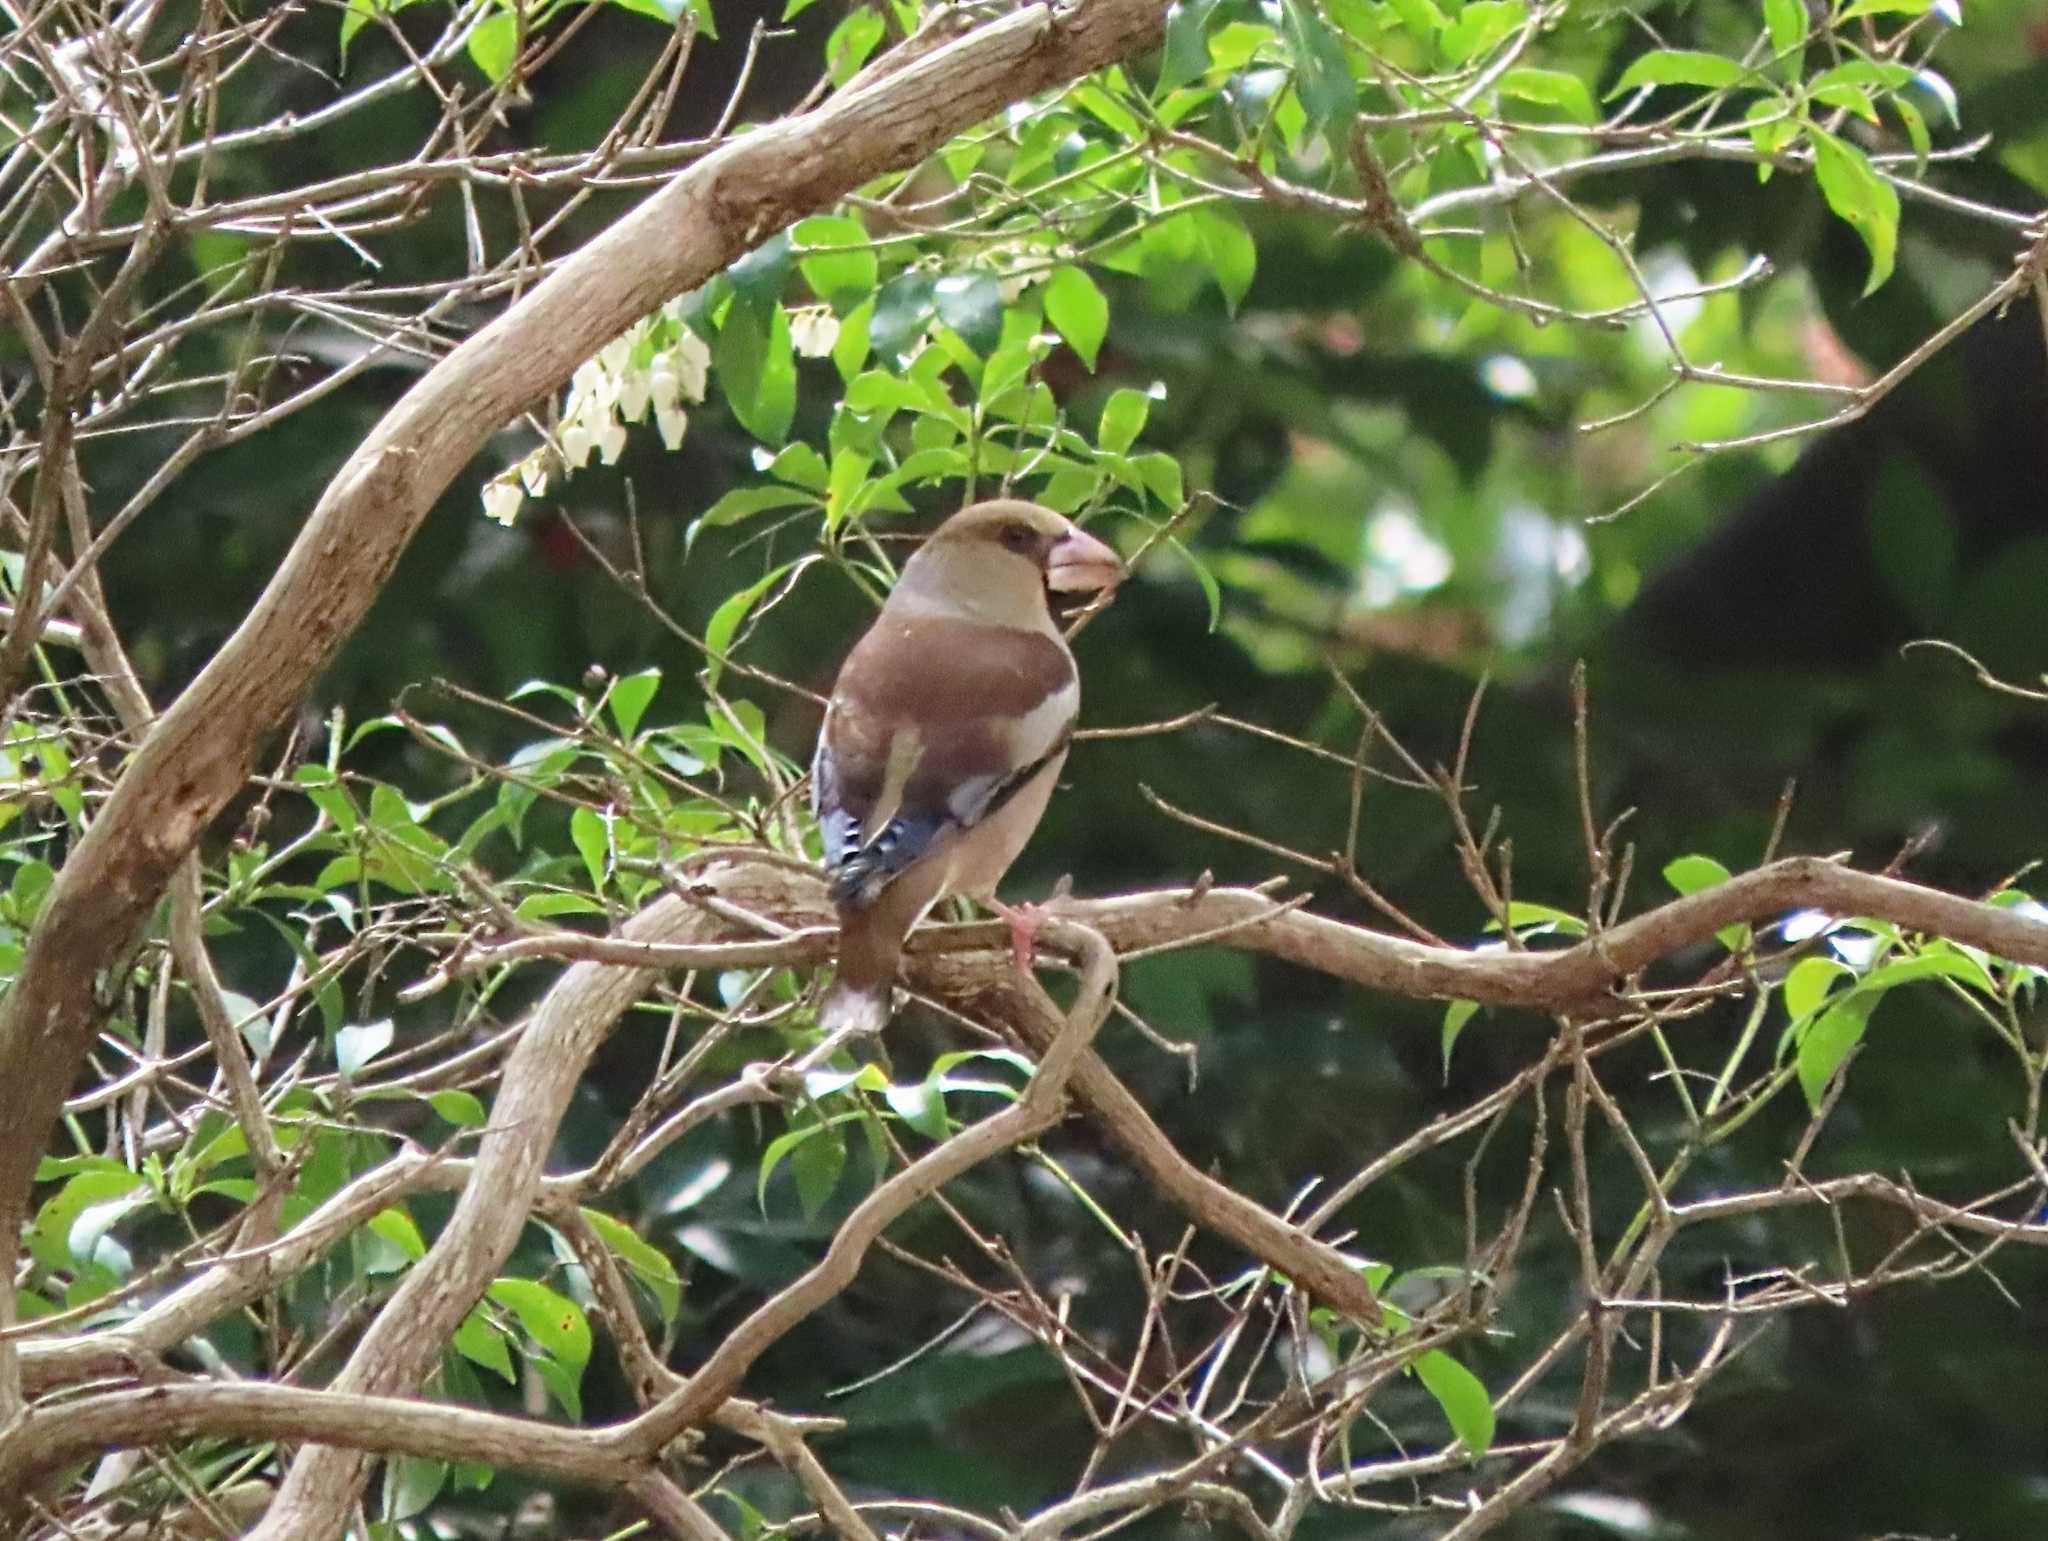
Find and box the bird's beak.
[1045,524,1125,593]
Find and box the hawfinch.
[812,500,1125,1034]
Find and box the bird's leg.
[987,897,1047,975]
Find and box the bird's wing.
[814,613,1077,910]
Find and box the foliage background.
[9,0,2048,1535]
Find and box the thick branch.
[0,1384,637,1513]
[0,0,1171,1424]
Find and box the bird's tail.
[819,903,900,1037]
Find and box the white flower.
[567,360,605,412]
[617,368,651,423]
[789,306,840,358]
[649,361,680,411]
[561,424,594,469]
[482,477,524,526]
[595,419,627,465]
[671,331,711,402]
[598,335,633,374]
[657,404,688,450]
[518,455,550,497]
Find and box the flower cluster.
[481,301,714,526]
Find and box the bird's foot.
[989,898,1047,975]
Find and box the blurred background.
[21,0,2048,1534]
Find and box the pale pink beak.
[1045,523,1125,593]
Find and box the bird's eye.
[999,523,1037,552]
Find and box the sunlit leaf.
[1797,991,1877,1110]
[608,668,662,739]
[1608,50,1748,98]
[582,1207,683,1324]
[466,11,517,82]
[1098,388,1151,454]
[487,1277,592,1377]
[1498,67,1598,125]
[1441,999,1479,1078]
[1806,128,1899,294]
[1044,267,1109,370]
[1415,1348,1495,1456]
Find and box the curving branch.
[0,0,1173,1426]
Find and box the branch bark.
[0,0,1172,1426]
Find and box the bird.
[811,499,1125,1035]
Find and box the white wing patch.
[860,725,924,846]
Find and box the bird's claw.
[991,899,1047,975]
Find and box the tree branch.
[0,0,1173,1427]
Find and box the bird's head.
[895,500,1125,628]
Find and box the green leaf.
[1130,452,1184,508]
[1797,991,1878,1110]
[1806,127,1899,294]
[467,11,517,83]
[826,447,872,525]
[1193,207,1257,311]
[453,1306,517,1382]
[339,0,421,61]
[1608,49,1748,98]
[1810,83,1879,125]
[766,442,831,491]
[429,1089,487,1128]
[1415,1348,1495,1456]
[791,1123,848,1218]
[1160,0,1223,93]
[1783,956,1850,1021]
[1764,0,1806,64]
[716,298,798,445]
[1279,0,1358,137]
[825,5,885,83]
[532,1355,584,1420]
[702,563,794,691]
[757,1116,857,1214]
[886,1080,951,1141]
[1098,388,1151,454]
[367,1205,426,1262]
[570,806,609,890]
[1807,59,1913,95]
[1498,67,1598,125]
[1663,854,1733,895]
[608,668,662,739]
[336,1019,394,1079]
[1836,0,1936,20]
[1043,268,1109,370]
[1384,0,1445,44]
[1441,999,1479,1079]
[1745,98,1801,180]
[1858,950,2001,998]
[869,273,937,361]
[933,274,1004,356]
[487,1278,593,1379]
[382,1456,448,1523]
[694,486,820,535]
[614,0,693,21]
[1890,96,1931,173]
[1662,854,1749,951]
[582,1208,683,1324]
[794,215,877,311]
[1439,1,1518,66]
[833,295,873,381]
[1482,901,1589,938]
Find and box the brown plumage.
[811,500,1123,1033]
